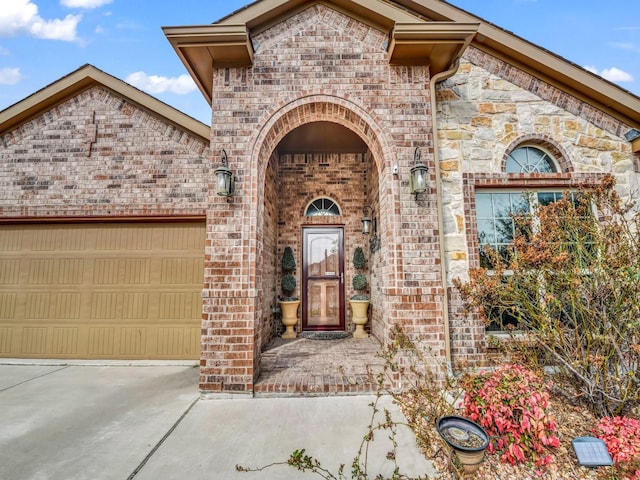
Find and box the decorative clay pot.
[349,299,370,338]
[279,300,300,339]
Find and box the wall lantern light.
[362,205,381,253]
[362,206,373,235]
[624,129,640,142]
[214,149,235,197]
[409,147,428,198]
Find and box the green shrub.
[281,274,296,296]
[280,247,298,300]
[353,246,366,270]
[351,246,368,300]
[352,273,367,291]
[282,246,296,272]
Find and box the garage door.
[0,222,204,360]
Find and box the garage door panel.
[124,259,152,284]
[93,259,122,285]
[162,223,205,250]
[0,228,23,251]
[0,222,204,360]
[53,293,82,319]
[0,293,17,319]
[97,225,155,251]
[21,327,48,354]
[88,327,116,356]
[122,293,150,319]
[51,327,79,355]
[0,327,13,353]
[157,327,200,357]
[119,327,147,356]
[0,259,20,284]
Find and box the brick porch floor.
[254,335,394,397]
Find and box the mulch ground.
[400,395,609,479]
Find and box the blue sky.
[1,0,638,125]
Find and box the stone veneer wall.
[200,3,447,394]
[0,85,209,218]
[437,48,637,367]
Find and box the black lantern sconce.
[409,147,428,199]
[214,149,235,198]
[362,205,381,253]
[362,206,373,235]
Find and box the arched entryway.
[251,97,396,391]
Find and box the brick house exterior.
[2,0,640,396]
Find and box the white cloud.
[60,0,112,8]
[0,66,22,84]
[29,14,81,40]
[126,71,197,95]
[610,42,640,54]
[584,65,634,83]
[0,0,81,41]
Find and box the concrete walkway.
[0,362,436,480]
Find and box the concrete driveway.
[0,361,435,480]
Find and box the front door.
[302,227,344,331]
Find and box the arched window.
[506,146,558,174]
[305,198,341,216]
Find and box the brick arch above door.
[249,94,403,291]
[252,95,392,181]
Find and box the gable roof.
[0,64,211,142]
[163,0,640,130]
[163,0,478,104]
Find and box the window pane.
[506,148,527,173]
[492,193,512,217]
[506,147,558,174]
[305,198,341,216]
[538,191,561,206]
[477,219,495,244]
[495,219,514,244]
[476,193,493,218]
[527,148,555,173]
[510,193,530,213]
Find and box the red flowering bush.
[462,364,559,467]
[592,416,640,479]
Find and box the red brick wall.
[0,86,209,219]
[259,151,279,348]
[201,4,448,394]
[277,151,371,334]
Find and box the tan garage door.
[0,221,204,360]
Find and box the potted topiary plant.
[349,246,370,338]
[279,246,300,339]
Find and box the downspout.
[429,59,460,374]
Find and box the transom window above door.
[506,146,558,173]
[305,198,341,216]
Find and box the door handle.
[340,272,344,284]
